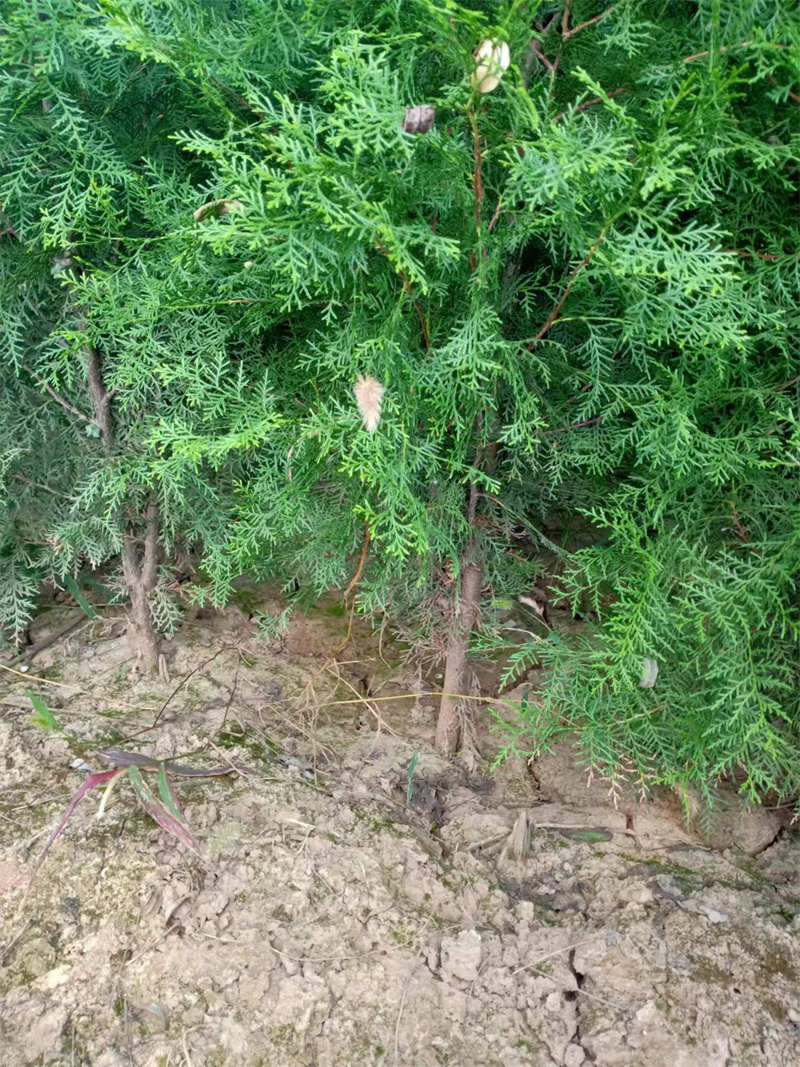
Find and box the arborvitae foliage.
[1,1,799,801]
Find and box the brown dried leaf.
[193,198,243,222]
[402,105,436,134]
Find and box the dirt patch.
[1,603,799,1065]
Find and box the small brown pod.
[402,105,435,134]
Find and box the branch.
[487,198,503,233]
[209,76,266,119]
[561,0,571,38]
[12,473,73,500]
[545,415,603,434]
[375,240,430,350]
[731,505,750,543]
[531,225,612,344]
[85,345,113,452]
[469,109,484,237]
[141,499,160,592]
[531,38,558,74]
[33,375,94,425]
[553,87,629,123]
[343,523,371,600]
[563,3,620,41]
[682,39,786,64]
[725,248,784,261]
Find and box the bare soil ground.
[1,594,799,1066]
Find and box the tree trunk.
[124,573,161,672]
[81,321,163,674]
[435,560,483,756]
[121,500,161,673]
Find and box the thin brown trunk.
[435,559,483,756]
[121,501,161,672]
[82,324,162,672]
[85,345,113,452]
[435,102,490,756]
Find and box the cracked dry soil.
[1,598,799,1066]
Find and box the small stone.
[704,908,728,924]
[515,900,535,923]
[34,964,71,991]
[564,1043,586,1067]
[16,937,57,978]
[440,929,482,983]
[139,1001,170,1034]
[545,992,561,1013]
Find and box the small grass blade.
[156,762,186,822]
[63,574,98,619]
[26,689,61,731]
[406,752,419,804]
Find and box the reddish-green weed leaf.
[128,766,203,858]
[36,768,124,869]
[140,798,204,858]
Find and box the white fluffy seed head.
[353,375,385,433]
[472,40,511,94]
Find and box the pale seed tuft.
[353,376,385,433]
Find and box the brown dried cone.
[402,105,435,134]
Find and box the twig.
[317,689,519,711]
[220,661,240,729]
[574,986,631,1012]
[343,523,370,600]
[765,75,800,103]
[12,473,73,500]
[209,76,265,119]
[731,505,749,543]
[138,645,238,734]
[394,965,418,1065]
[323,662,399,737]
[545,415,603,434]
[561,0,571,37]
[531,821,636,839]
[487,197,504,233]
[332,599,356,656]
[192,930,386,963]
[563,3,619,40]
[6,616,87,664]
[0,662,81,689]
[553,88,629,123]
[469,109,484,241]
[683,39,786,64]
[531,38,558,74]
[33,376,94,425]
[461,831,509,853]
[532,224,613,343]
[725,248,784,261]
[776,373,800,392]
[511,937,601,976]
[0,921,31,966]
[375,240,430,349]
